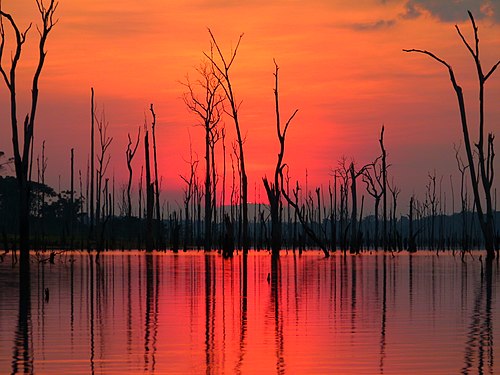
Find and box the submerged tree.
[126,127,140,219]
[183,59,224,251]
[263,61,298,258]
[205,30,249,252]
[0,1,58,264]
[404,11,499,260]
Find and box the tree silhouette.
[204,30,249,252]
[183,59,224,251]
[404,11,499,260]
[126,127,140,219]
[263,60,298,258]
[0,0,58,268]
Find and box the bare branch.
[484,60,500,81]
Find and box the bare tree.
[0,0,58,265]
[263,61,298,257]
[349,161,372,253]
[95,110,112,227]
[90,88,95,237]
[204,30,249,252]
[363,156,383,249]
[126,127,140,218]
[144,117,154,252]
[183,60,224,251]
[180,138,199,251]
[150,104,162,246]
[281,180,329,257]
[404,11,499,260]
[408,195,417,252]
[454,143,470,252]
[379,125,388,251]
[388,179,400,250]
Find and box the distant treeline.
[1,175,498,253]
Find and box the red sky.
[1,0,499,211]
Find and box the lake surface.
[0,250,498,374]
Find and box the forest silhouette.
[0,3,499,262]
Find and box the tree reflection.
[144,253,159,372]
[270,255,285,374]
[204,254,216,374]
[379,254,387,374]
[462,260,495,374]
[234,253,248,374]
[11,267,33,374]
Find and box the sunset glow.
[1,0,499,207]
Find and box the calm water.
[0,250,498,374]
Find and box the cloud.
[400,0,499,22]
[349,19,396,31]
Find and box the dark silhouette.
[90,88,95,240]
[362,154,383,250]
[0,0,58,271]
[144,110,154,252]
[183,60,224,251]
[150,103,163,249]
[126,127,140,219]
[379,126,388,251]
[404,11,499,260]
[205,30,249,252]
[263,61,298,258]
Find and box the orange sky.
[1,0,499,210]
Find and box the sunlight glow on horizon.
[0,0,499,208]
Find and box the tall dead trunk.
[0,1,58,267]
[144,128,154,252]
[263,61,298,258]
[379,126,388,251]
[205,30,249,252]
[126,127,140,219]
[90,88,95,239]
[405,11,499,260]
[183,61,224,251]
[70,148,74,248]
[150,104,162,248]
[408,195,417,252]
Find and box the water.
[0,250,498,374]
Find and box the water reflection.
[0,251,499,374]
[462,260,494,374]
[11,266,32,374]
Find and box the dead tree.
[90,88,95,237]
[335,157,351,252]
[183,60,224,251]
[281,180,329,257]
[455,143,470,251]
[0,0,58,263]
[349,161,372,254]
[426,170,438,250]
[404,11,499,260]
[205,30,249,252]
[379,125,388,251]
[263,61,298,258]
[388,179,400,250]
[408,195,417,252]
[149,104,162,246]
[329,175,338,251]
[144,120,154,252]
[126,127,140,218]
[362,156,383,249]
[180,139,199,251]
[95,110,112,227]
[70,148,74,247]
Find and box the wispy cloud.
[349,19,396,31]
[400,0,499,22]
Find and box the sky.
[0,0,499,212]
